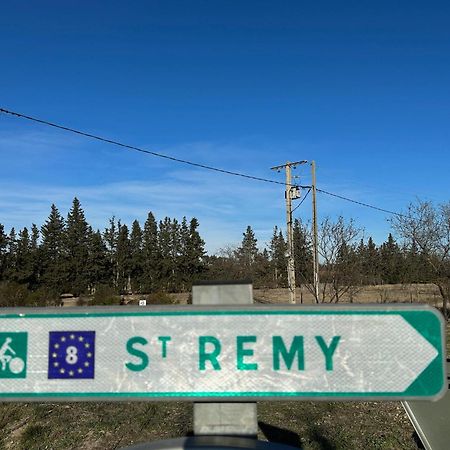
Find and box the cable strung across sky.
[1,107,404,218]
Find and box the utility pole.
[311,161,320,303]
[271,160,307,303]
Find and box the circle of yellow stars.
[51,333,93,377]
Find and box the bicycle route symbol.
[0,333,28,378]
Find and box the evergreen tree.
[169,219,181,291]
[41,204,66,293]
[130,220,143,292]
[142,212,160,292]
[178,217,191,289]
[158,217,174,291]
[103,216,119,287]
[65,198,90,295]
[188,217,206,279]
[13,228,34,285]
[254,248,272,288]
[269,226,287,287]
[116,224,131,293]
[5,228,18,281]
[359,236,380,284]
[236,226,259,280]
[0,224,8,281]
[179,217,206,289]
[380,233,403,284]
[86,229,111,291]
[29,224,40,289]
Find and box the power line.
[316,188,406,218]
[0,107,286,187]
[292,188,311,213]
[1,107,406,218]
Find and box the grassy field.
[0,400,422,450]
[0,286,447,450]
[253,283,442,306]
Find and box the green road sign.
[0,305,445,401]
[0,332,27,378]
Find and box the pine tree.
[4,228,18,281]
[178,217,191,290]
[142,212,160,292]
[269,226,287,287]
[179,217,206,289]
[0,224,8,281]
[116,224,131,293]
[13,228,34,285]
[86,229,111,291]
[360,236,380,284]
[29,224,40,289]
[158,217,173,291]
[130,220,143,292]
[41,204,66,293]
[236,226,259,280]
[65,198,90,295]
[187,217,206,280]
[380,233,403,284]
[103,216,119,287]
[254,248,272,288]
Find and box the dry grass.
[254,283,441,306]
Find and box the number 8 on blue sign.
[48,331,95,379]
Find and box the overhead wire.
[0,107,286,187]
[292,188,311,213]
[1,106,406,218]
[316,188,406,218]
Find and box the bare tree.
[317,216,363,303]
[391,200,450,320]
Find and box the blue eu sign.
[48,331,95,379]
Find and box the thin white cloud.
[0,166,285,252]
[0,128,405,251]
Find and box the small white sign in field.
[0,305,445,401]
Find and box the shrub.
[147,292,174,305]
[27,288,58,307]
[92,284,119,305]
[0,282,29,307]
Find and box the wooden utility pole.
[271,160,307,303]
[311,161,320,303]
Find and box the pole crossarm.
[270,160,308,171]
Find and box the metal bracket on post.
[192,281,258,438]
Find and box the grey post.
[192,281,258,438]
[402,358,450,450]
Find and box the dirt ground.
[0,285,447,450]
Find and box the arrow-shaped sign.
[0,305,445,401]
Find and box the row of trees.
[0,198,206,296]
[208,218,435,293]
[1,198,449,317]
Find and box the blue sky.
[1,1,449,252]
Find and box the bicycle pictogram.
[0,333,28,378]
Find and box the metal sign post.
[192,281,257,437]
[0,304,445,402]
[402,359,450,450]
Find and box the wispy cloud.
[0,165,285,253]
[0,127,407,251]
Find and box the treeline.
[0,198,442,306]
[0,198,206,303]
[208,219,434,295]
